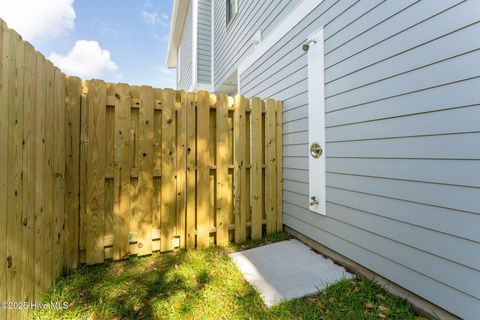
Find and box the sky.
[0,0,176,88]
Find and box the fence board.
[276,101,283,231]
[216,94,229,245]
[177,91,187,248]
[64,76,81,271]
[44,61,55,289]
[21,43,36,315]
[0,21,7,318]
[113,84,131,259]
[234,96,248,243]
[138,86,154,256]
[186,92,196,249]
[251,97,263,240]
[34,54,46,300]
[161,88,176,252]
[265,100,277,233]
[85,80,106,264]
[53,68,66,280]
[197,91,210,248]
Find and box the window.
[226,0,238,26]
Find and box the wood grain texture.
[0,21,9,319]
[85,80,106,264]
[275,101,283,232]
[216,93,229,245]
[113,83,132,259]
[176,91,186,248]
[251,97,263,239]
[161,89,176,252]
[43,60,55,290]
[6,30,24,317]
[196,91,211,248]
[234,95,248,243]
[64,76,81,271]
[185,92,196,249]
[137,85,153,256]
[34,53,46,300]
[265,99,277,234]
[21,42,36,312]
[53,68,66,280]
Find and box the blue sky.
[0,0,176,88]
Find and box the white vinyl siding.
[235,0,480,319]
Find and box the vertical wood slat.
[265,100,277,234]
[161,89,176,252]
[44,61,55,290]
[137,86,154,256]
[185,92,196,249]
[53,68,66,280]
[129,86,140,255]
[85,80,106,264]
[22,42,36,313]
[64,76,82,271]
[216,94,229,245]
[6,29,24,318]
[79,87,87,254]
[113,83,132,259]
[34,54,46,300]
[196,91,210,248]
[0,21,7,318]
[153,88,163,242]
[234,96,248,243]
[176,91,187,248]
[251,97,263,240]
[275,101,283,232]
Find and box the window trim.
[226,0,238,27]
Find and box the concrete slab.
[229,239,354,307]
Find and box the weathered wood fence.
[0,19,283,319]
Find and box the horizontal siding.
[213,0,302,89]
[198,0,211,84]
[178,1,193,90]
[238,0,480,318]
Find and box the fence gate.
[74,81,283,265]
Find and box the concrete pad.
[229,239,353,307]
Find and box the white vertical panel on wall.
[308,27,326,215]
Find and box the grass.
[33,233,423,320]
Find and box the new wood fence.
[0,18,283,319]
[1,21,68,319]
[76,82,283,265]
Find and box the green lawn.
[33,234,423,319]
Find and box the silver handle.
[310,142,323,158]
[310,196,319,206]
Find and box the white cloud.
[142,10,168,26]
[50,40,118,79]
[0,0,75,41]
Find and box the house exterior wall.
[213,0,302,89]
[197,0,212,85]
[234,0,480,319]
[178,0,193,90]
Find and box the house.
[166,1,480,319]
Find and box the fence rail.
[0,18,283,319]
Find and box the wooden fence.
[0,21,68,319]
[75,82,283,265]
[0,18,282,319]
